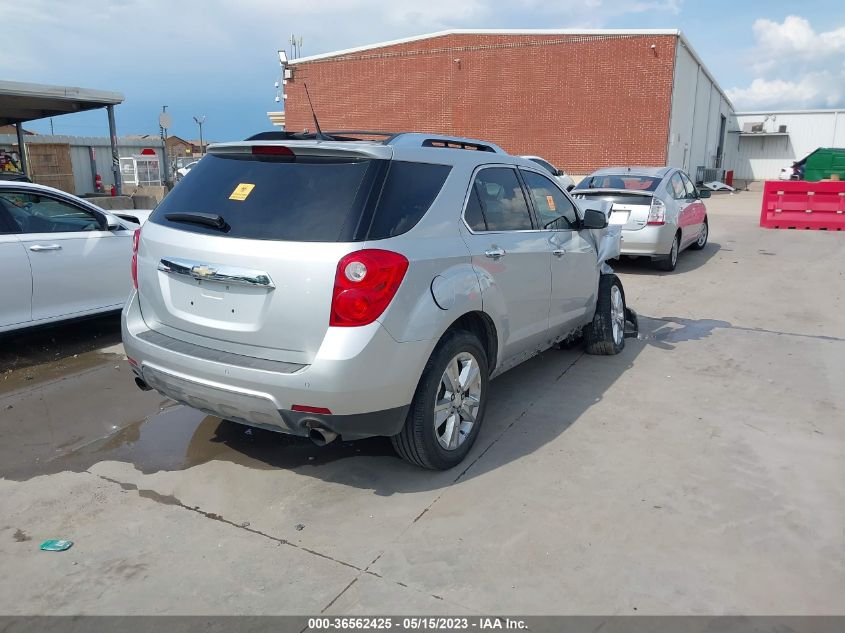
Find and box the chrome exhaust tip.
[308,426,338,447]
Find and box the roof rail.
[387,133,506,153]
[421,138,497,152]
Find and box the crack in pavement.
[320,578,357,614]
[90,471,473,616]
[91,472,362,572]
[363,352,585,577]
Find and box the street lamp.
[193,115,206,155]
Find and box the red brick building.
[284,29,735,178]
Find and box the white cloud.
[727,73,844,110]
[728,15,845,109]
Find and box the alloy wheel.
[697,222,708,248]
[434,352,482,451]
[610,284,625,345]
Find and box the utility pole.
[193,115,206,155]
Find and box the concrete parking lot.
[1,190,843,615]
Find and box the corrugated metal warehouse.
[284,29,736,179]
[732,109,845,181]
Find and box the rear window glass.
[575,175,661,192]
[365,162,451,239]
[149,154,450,242]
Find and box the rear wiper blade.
[165,212,229,232]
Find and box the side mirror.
[698,189,711,199]
[105,214,120,230]
[581,208,608,229]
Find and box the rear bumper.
[619,224,677,257]
[122,291,432,439]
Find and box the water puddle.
[6,405,395,480]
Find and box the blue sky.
[3,0,844,141]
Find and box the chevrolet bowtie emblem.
[191,265,216,278]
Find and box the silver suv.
[123,132,636,469]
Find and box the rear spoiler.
[208,141,392,160]
[572,188,654,197]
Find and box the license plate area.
[609,210,630,225]
[162,275,269,327]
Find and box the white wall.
[732,110,845,180]
[666,39,735,179]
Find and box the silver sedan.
[572,166,710,271]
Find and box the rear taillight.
[647,198,666,225]
[330,249,409,327]
[131,228,141,289]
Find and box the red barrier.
[760,180,845,230]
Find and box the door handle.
[484,248,505,260]
[29,244,62,252]
[553,249,566,257]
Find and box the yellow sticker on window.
[229,183,255,201]
[546,195,556,211]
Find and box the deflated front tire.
[584,274,627,356]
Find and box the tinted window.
[467,168,533,232]
[152,154,448,242]
[669,172,686,199]
[575,174,661,192]
[366,162,451,239]
[521,170,579,230]
[680,172,697,198]
[0,192,103,234]
[464,186,487,231]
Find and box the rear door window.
[466,167,533,232]
[680,172,697,199]
[669,172,687,199]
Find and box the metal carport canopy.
[0,80,125,193]
[0,80,123,125]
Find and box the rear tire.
[584,274,626,355]
[689,217,708,250]
[654,232,680,271]
[391,331,489,470]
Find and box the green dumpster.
[800,147,845,182]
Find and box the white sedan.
[0,181,141,333]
